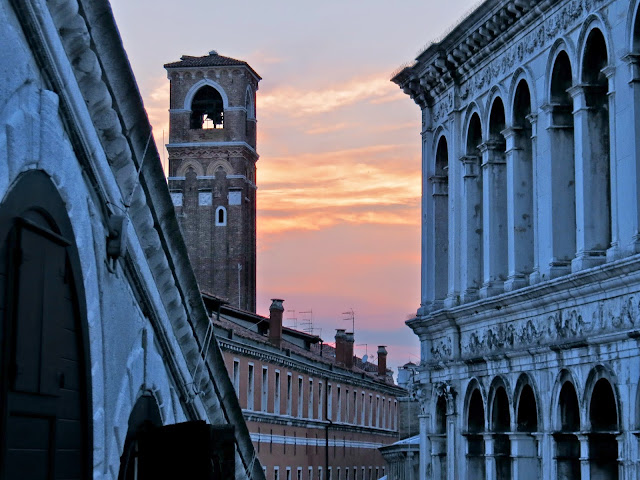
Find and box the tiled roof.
[164,51,261,79]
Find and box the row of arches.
[430,367,621,480]
[432,24,612,303]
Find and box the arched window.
[461,113,483,301]
[589,378,619,479]
[491,385,511,480]
[507,81,534,289]
[433,136,449,304]
[190,86,224,130]
[556,381,580,479]
[434,395,447,480]
[0,171,91,478]
[216,206,227,226]
[548,51,576,277]
[484,98,508,296]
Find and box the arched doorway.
[589,378,619,480]
[491,386,511,480]
[0,171,91,478]
[555,380,580,480]
[514,382,539,480]
[466,388,485,480]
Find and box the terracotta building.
[205,295,407,480]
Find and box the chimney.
[335,329,346,365]
[269,299,284,347]
[344,332,355,369]
[377,345,388,377]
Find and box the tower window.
[215,206,227,226]
[198,190,212,206]
[228,190,242,206]
[190,85,224,129]
[170,191,183,206]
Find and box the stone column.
[539,103,575,279]
[479,141,507,297]
[616,433,625,480]
[420,414,431,480]
[604,66,619,262]
[526,114,540,285]
[484,433,496,480]
[460,155,483,302]
[569,84,610,271]
[430,435,446,480]
[577,434,590,480]
[445,392,457,480]
[502,126,534,291]
[419,124,435,315]
[623,54,640,254]
[510,433,539,480]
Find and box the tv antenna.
[299,309,315,335]
[342,308,355,333]
[286,309,298,329]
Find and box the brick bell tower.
[165,51,260,312]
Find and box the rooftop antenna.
[342,308,355,333]
[357,343,368,363]
[286,309,298,329]
[299,309,314,334]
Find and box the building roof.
[209,302,403,391]
[164,51,261,80]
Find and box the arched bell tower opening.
[165,51,261,312]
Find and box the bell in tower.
[164,51,260,312]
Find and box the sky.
[109,0,479,373]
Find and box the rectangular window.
[275,370,281,415]
[297,467,302,480]
[232,359,240,395]
[337,467,341,480]
[287,373,292,416]
[388,400,392,430]
[375,467,379,479]
[297,376,304,418]
[328,467,332,480]
[361,392,365,425]
[376,395,380,427]
[308,379,314,418]
[308,467,313,480]
[327,383,333,420]
[368,467,372,480]
[345,388,349,423]
[274,467,279,480]
[394,400,398,430]
[318,467,323,480]
[262,367,268,412]
[353,390,357,424]
[318,382,323,420]
[286,467,292,480]
[345,467,349,480]
[369,394,373,426]
[361,467,365,480]
[337,386,342,422]
[247,363,254,410]
[381,396,386,428]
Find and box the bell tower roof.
[164,51,261,81]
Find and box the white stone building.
[392,0,640,478]
[0,0,262,478]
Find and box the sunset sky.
[109,0,478,373]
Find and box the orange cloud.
[259,76,402,116]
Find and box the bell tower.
[165,51,260,312]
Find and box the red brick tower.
[165,51,260,311]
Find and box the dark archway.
[435,395,447,480]
[462,113,484,300]
[467,388,486,480]
[515,381,540,480]
[0,170,91,479]
[589,378,619,480]
[516,384,538,433]
[555,381,580,480]
[491,386,511,480]
[190,85,224,129]
[434,136,449,302]
[549,50,576,274]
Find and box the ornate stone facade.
[393,0,640,478]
